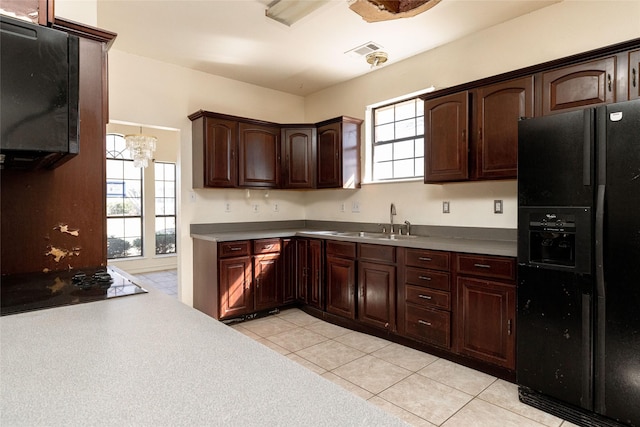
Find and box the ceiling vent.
[346,41,383,58]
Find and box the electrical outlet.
[252,204,259,213]
[340,203,346,213]
[273,203,279,212]
[224,202,231,213]
[351,201,360,213]
[443,201,450,214]
[189,191,197,203]
[494,199,503,214]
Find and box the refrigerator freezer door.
[517,266,594,411]
[597,99,640,426]
[518,109,594,207]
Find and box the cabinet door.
[457,276,515,369]
[205,117,238,187]
[326,256,356,319]
[296,239,309,303]
[254,253,281,311]
[308,239,324,309]
[541,56,616,115]
[281,238,296,304]
[238,122,280,188]
[358,261,396,331]
[474,76,533,180]
[630,49,640,100]
[219,256,252,318]
[424,91,470,182]
[282,127,315,188]
[316,121,341,188]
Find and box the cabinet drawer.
[405,304,450,348]
[326,240,356,259]
[253,238,281,254]
[456,254,515,280]
[218,241,250,258]
[358,243,395,263]
[405,267,450,291]
[405,284,450,310]
[405,249,450,271]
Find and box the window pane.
[375,105,395,125]
[156,198,165,216]
[373,144,392,163]
[415,138,424,157]
[154,161,177,255]
[164,198,176,216]
[395,99,415,121]
[416,100,424,116]
[395,140,415,160]
[373,161,392,180]
[375,123,394,142]
[393,159,414,178]
[155,162,165,180]
[415,157,424,177]
[155,181,165,198]
[395,118,416,139]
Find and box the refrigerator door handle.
[595,184,605,298]
[583,109,594,186]
[594,183,606,413]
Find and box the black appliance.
[517,100,640,427]
[0,267,147,316]
[0,15,79,169]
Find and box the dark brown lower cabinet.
[281,238,296,304]
[253,253,281,311]
[326,256,356,319]
[404,303,451,348]
[219,256,252,319]
[456,276,516,370]
[357,261,395,330]
[308,240,323,309]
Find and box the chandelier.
[124,127,157,168]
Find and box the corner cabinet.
[316,116,362,189]
[191,115,238,188]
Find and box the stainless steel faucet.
[404,220,411,235]
[390,203,396,234]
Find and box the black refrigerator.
[517,99,640,427]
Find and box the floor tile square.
[441,398,549,427]
[417,358,496,396]
[334,330,392,353]
[276,308,321,326]
[295,340,365,370]
[478,380,564,427]
[321,372,373,400]
[368,396,436,427]
[266,327,329,352]
[255,338,290,355]
[238,316,296,338]
[332,354,412,394]
[378,374,473,425]
[304,320,352,339]
[286,353,326,375]
[372,342,439,372]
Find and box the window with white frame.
[106,134,143,259]
[155,162,176,255]
[372,97,424,181]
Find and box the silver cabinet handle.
[418,257,432,261]
[230,247,243,251]
[263,244,273,250]
[418,320,432,326]
[418,275,432,281]
[418,294,432,300]
[474,263,491,269]
[607,73,612,92]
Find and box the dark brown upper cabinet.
[424,91,470,183]
[472,76,534,180]
[630,49,640,100]
[191,115,238,188]
[238,122,280,188]
[316,116,362,189]
[281,126,316,189]
[541,56,616,115]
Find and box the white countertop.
[0,282,407,426]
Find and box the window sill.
[362,177,424,185]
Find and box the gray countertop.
[191,228,517,258]
[0,278,407,426]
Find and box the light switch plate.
[443,201,450,214]
[224,202,231,213]
[352,201,360,213]
[252,204,259,213]
[494,199,503,214]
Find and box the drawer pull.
[418,275,432,281]
[263,244,273,250]
[418,294,432,300]
[418,257,432,261]
[473,263,491,269]
[418,320,432,327]
[230,247,243,251]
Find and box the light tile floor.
[132,270,578,427]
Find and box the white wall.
[302,0,640,231]
[101,0,640,306]
[55,0,97,26]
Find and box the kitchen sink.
[336,231,420,240]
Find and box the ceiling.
[96,0,558,96]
